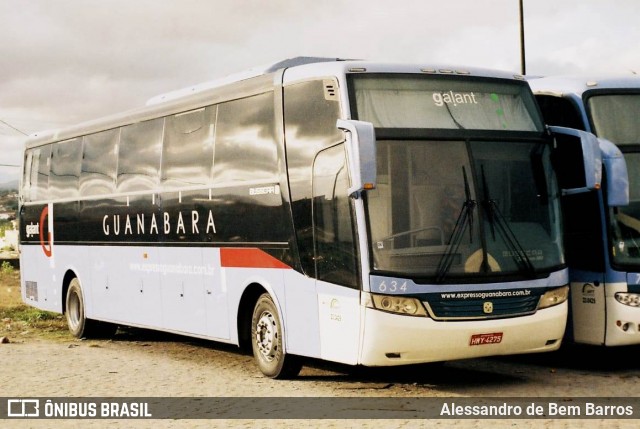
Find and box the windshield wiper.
[444,102,466,129]
[436,167,475,283]
[481,165,536,277]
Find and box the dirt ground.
[3,330,640,429]
[2,271,640,428]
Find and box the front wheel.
[251,293,302,379]
[65,278,116,338]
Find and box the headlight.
[363,292,428,317]
[538,285,569,309]
[615,293,640,307]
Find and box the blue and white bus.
[531,75,639,346]
[19,58,597,378]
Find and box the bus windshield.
[351,75,563,282]
[588,94,640,144]
[588,94,640,267]
[351,74,544,131]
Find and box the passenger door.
[561,191,608,344]
[312,143,361,364]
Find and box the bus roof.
[25,57,527,149]
[528,74,640,98]
[145,56,349,105]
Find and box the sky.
[1,0,639,184]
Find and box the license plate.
[470,332,503,346]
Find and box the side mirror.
[599,137,629,207]
[336,119,377,198]
[548,126,602,194]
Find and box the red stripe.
[220,248,291,269]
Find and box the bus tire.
[65,278,116,339]
[251,293,302,379]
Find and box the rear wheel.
[251,293,302,379]
[65,278,116,338]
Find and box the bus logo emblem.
[39,205,52,258]
[483,302,494,314]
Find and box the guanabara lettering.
[102,210,217,236]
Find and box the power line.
[0,164,20,168]
[0,119,28,136]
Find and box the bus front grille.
[424,295,540,320]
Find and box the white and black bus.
[20,58,599,378]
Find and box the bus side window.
[49,138,82,200]
[80,129,119,196]
[213,93,278,184]
[22,149,34,202]
[535,95,586,130]
[23,148,49,203]
[117,118,163,193]
[34,145,51,201]
[162,106,215,188]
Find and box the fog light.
[615,293,640,307]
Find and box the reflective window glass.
[284,79,343,275]
[80,128,119,196]
[117,118,163,192]
[33,145,51,201]
[49,138,82,199]
[213,93,277,184]
[22,149,34,202]
[313,144,358,287]
[162,107,215,188]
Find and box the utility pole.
[519,0,526,75]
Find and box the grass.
[0,266,70,341]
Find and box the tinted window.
[313,144,358,287]
[33,145,52,201]
[49,138,82,199]
[162,107,215,188]
[285,79,343,196]
[535,95,585,130]
[117,118,163,192]
[80,128,119,196]
[213,93,277,184]
[284,79,343,276]
[22,149,34,202]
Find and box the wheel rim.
[255,310,278,362]
[67,290,81,331]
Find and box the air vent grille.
[323,80,338,101]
